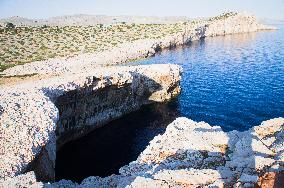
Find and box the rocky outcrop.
[0,12,280,187]
[3,12,276,77]
[2,117,283,187]
[0,171,44,188]
[202,12,277,37]
[55,65,181,148]
[0,64,181,182]
[49,117,284,187]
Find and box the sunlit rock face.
[0,64,181,182]
[0,11,280,187]
[55,65,181,148]
[202,12,276,37]
[43,117,284,188]
[3,117,282,187]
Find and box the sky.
[0,0,284,20]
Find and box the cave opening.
[55,100,179,183]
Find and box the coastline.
[0,64,182,182]
[0,12,282,188]
[2,12,276,78]
[48,117,284,187]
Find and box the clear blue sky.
[0,0,284,20]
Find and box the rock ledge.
[2,117,283,187]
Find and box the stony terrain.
[1,117,283,187]
[0,12,276,76]
[0,23,185,71]
[0,12,281,188]
[0,64,181,182]
[0,14,191,72]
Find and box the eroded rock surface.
[0,64,181,182]
[42,117,283,188]
[0,12,280,188]
[2,117,283,187]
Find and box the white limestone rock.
[0,11,281,188]
[0,171,43,188]
[2,117,283,187]
[0,64,181,182]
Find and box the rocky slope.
[1,117,283,187]
[2,12,276,77]
[0,12,281,188]
[0,64,181,182]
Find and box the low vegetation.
[209,12,237,22]
[0,23,186,72]
[0,12,237,72]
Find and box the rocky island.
[0,12,282,188]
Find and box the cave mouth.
[55,100,179,183]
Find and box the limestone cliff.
[0,64,181,182]
[1,117,283,187]
[0,11,281,188]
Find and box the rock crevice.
[45,117,284,188]
[0,64,181,182]
[2,117,283,187]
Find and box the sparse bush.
[41,25,48,29]
[5,22,15,29]
[0,21,187,69]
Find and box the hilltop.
[0,12,276,86]
[0,15,190,27]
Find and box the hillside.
[0,15,190,26]
[0,22,187,72]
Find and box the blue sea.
[56,24,284,182]
[129,25,284,131]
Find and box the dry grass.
[0,23,189,72]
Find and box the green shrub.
[5,22,15,29]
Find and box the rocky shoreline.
[2,12,276,77]
[0,64,181,182]
[1,118,283,187]
[0,12,282,188]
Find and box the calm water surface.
[56,25,284,182]
[130,25,284,131]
